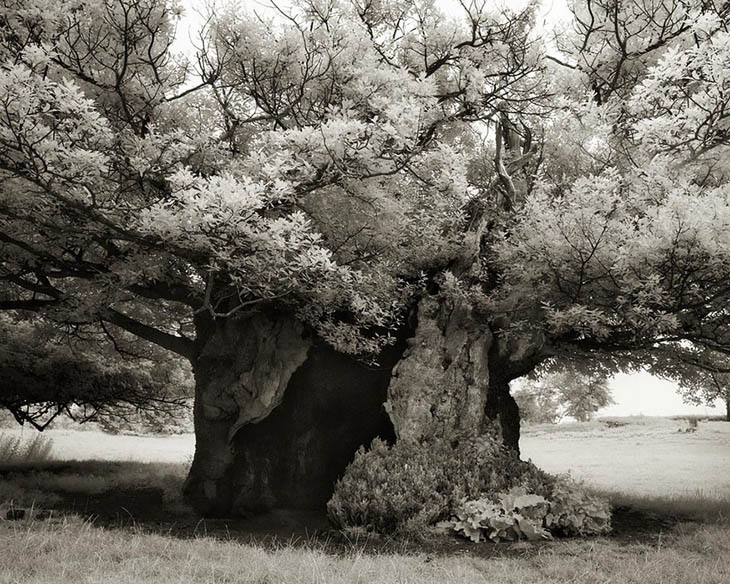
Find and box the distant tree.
[512,382,562,424]
[0,314,193,430]
[515,371,614,423]
[681,375,730,422]
[646,347,730,422]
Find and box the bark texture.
[385,294,530,453]
[385,295,493,442]
[229,342,399,512]
[184,312,311,516]
[183,296,535,517]
[184,312,408,516]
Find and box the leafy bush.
[450,477,611,542]
[328,430,611,541]
[327,431,557,537]
[540,477,612,536]
[451,487,552,542]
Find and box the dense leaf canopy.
[0,315,192,428]
[2,0,730,390]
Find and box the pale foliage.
[1,0,730,383]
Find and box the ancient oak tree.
[2,0,730,515]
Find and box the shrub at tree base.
[451,481,612,542]
[327,434,610,541]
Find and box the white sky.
[604,372,725,418]
[171,0,726,418]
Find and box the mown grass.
[521,415,682,437]
[521,416,730,500]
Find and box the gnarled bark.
[183,312,311,516]
[183,311,409,516]
[385,295,493,442]
[385,294,536,454]
[183,296,540,517]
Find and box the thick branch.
[495,122,517,210]
[102,308,196,359]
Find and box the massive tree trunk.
[183,312,312,516]
[385,294,527,453]
[183,295,539,517]
[385,295,492,442]
[183,310,408,517]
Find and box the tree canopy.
[2,0,730,408]
[514,370,614,423]
[0,314,192,429]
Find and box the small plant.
[451,487,552,542]
[450,477,612,542]
[541,477,612,537]
[0,433,54,464]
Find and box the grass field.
[522,417,730,498]
[0,426,193,463]
[1,417,729,583]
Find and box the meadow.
[522,416,730,498]
[1,417,729,584]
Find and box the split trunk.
[183,296,530,517]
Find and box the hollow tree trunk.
[385,294,523,452]
[184,295,537,517]
[183,311,409,517]
[183,312,311,516]
[229,341,402,513]
[485,372,521,454]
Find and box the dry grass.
[604,490,730,524]
[0,460,189,513]
[0,432,54,464]
[1,417,729,583]
[1,513,729,584]
[0,427,193,463]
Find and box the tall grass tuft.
[0,432,54,464]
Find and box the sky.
[605,372,724,417]
[171,0,727,418]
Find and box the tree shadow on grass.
[50,489,686,559]
[0,460,691,559]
